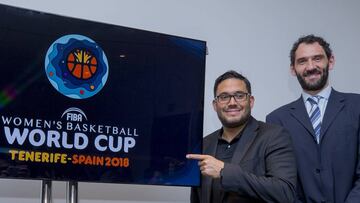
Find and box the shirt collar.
[217,127,243,143]
[302,85,332,103]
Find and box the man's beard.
[217,105,251,128]
[296,65,329,91]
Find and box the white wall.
[0,0,360,202]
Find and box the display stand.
[66,181,78,203]
[40,180,78,203]
[40,180,52,203]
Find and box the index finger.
[186,154,207,160]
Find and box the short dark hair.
[290,34,332,66]
[213,70,251,97]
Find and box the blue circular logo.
[45,34,109,99]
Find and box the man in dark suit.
[187,70,296,203]
[266,35,360,203]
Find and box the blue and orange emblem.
[45,34,109,99]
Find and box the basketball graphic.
[44,34,109,99]
[67,49,97,79]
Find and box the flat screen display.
[0,4,205,186]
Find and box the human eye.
[313,55,323,62]
[234,92,246,100]
[296,58,307,65]
[219,94,230,100]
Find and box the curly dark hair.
[213,70,251,97]
[290,34,332,66]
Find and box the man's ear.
[212,100,217,111]
[249,96,255,109]
[290,65,296,76]
[328,55,335,70]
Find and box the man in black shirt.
[187,70,296,202]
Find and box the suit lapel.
[231,117,259,163]
[289,97,316,137]
[320,89,345,140]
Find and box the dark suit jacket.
[266,89,360,203]
[191,116,297,203]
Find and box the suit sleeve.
[190,186,200,203]
[220,127,297,203]
[266,113,305,203]
[344,113,360,202]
